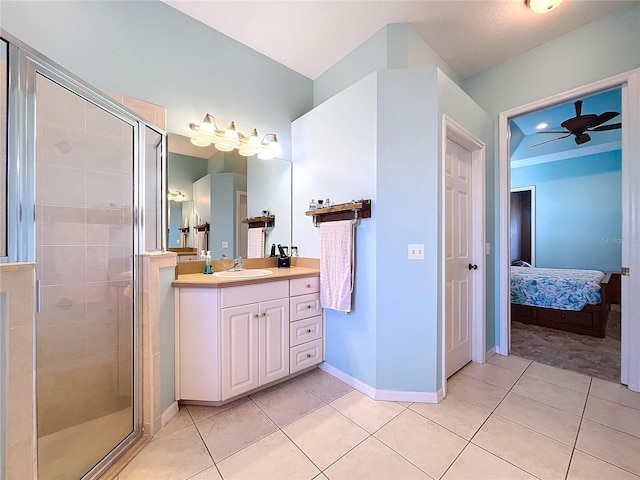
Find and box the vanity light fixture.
[189,114,282,159]
[167,191,186,202]
[526,0,563,13]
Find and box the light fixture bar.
[189,114,281,159]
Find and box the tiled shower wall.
[35,75,135,436]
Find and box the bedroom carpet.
[511,305,621,383]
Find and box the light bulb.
[190,137,211,147]
[199,114,214,133]
[526,0,563,14]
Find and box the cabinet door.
[221,304,260,399]
[259,299,290,385]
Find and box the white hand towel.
[196,231,207,253]
[247,228,265,258]
[320,220,354,313]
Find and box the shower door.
[33,70,140,479]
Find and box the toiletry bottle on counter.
[309,199,317,210]
[203,251,213,274]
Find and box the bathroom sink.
[212,269,274,278]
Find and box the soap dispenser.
[203,251,213,275]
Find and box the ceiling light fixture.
[526,0,563,14]
[189,114,282,160]
[536,122,549,130]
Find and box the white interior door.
[445,137,475,378]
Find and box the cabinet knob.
[306,353,312,358]
[306,329,312,333]
[253,314,260,319]
[306,284,311,288]
[307,305,311,309]
[261,312,267,317]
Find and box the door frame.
[510,186,536,266]
[441,115,486,393]
[497,69,640,392]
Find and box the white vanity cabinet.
[220,281,290,399]
[177,275,323,404]
[289,277,324,374]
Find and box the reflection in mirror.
[167,133,291,260]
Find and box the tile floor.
[117,356,640,480]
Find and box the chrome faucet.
[228,256,244,271]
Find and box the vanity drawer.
[290,276,320,296]
[221,280,289,308]
[290,338,323,374]
[290,293,321,322]
[290,315,322,347]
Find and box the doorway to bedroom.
[507,86,623,383]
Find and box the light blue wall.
[461,3,639,349]
[436,71,494,376]
[375,69,440,392]
[511,152,622,272]
[461,4,640,118]
[159,267,176,412]
[247,157,292,250]
[314,23,460,107]
[167,153,208,202]
[293,73,379,387]
[294,67,492,394]
[0,0,313,159]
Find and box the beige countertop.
[172,266,319,289]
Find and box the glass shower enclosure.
[2,31,165,479]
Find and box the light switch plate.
[408,243,424,260]
[221,241,229,248]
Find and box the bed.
[510,266,610,337]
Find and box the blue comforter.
[510,267,605,311]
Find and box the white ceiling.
[162,0,635,80]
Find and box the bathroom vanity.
[173,266,323,405]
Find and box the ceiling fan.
[530,100,621,148]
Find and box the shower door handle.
[35,279,42,314]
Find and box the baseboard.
[486,347,497,360]
[318,362,441,403]
[161,401,179,428]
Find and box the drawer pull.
[253,314,259,319]
[307,329,312,333]
[307,305,312,309]
[261,312,267,317]
[306,284,311,288]
[306,353,312,358]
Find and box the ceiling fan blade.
[574,100,582,117]
[529,133,572,148]
[535,130,571,134]
[591,111,620,127]
[590,122,622,132]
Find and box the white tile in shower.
[85,171,126,210]
[38,124,86,169]
[41,206,86,247]
[86,102,124,139]
[39,283,87,326]
[41,245,87,286]
[85,132,127,175]
[36,75,86,132]
[37,164,86,208]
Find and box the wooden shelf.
[194,223,209,232]
[305,199,371,225]
[242,215,275,229]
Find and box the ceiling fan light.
[526,0,563,13]
[535,122,548,130]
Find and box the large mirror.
[167,133,291,259]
